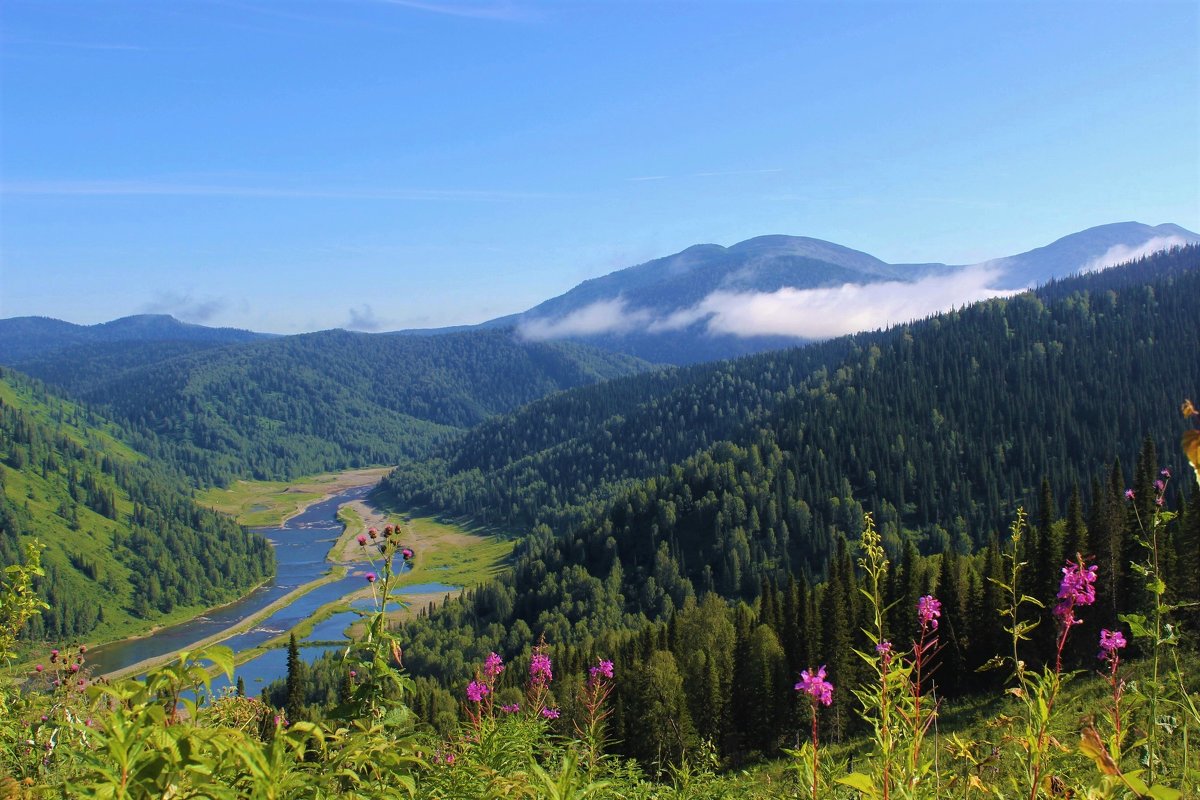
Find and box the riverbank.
[232,505,511,666]
[102,566,348,680]
[197,467,392,528]
[91,469,387,677]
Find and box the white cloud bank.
[519,266,1017,342]
[1080,235,1192,274]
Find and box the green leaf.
[1145,785,1183,800]
[1119,613,1152,639]
[836,772,880,798]
[201,645,235,679]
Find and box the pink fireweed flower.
[1161,468,1171,478]
[541,707,560,719]
[1125,489,1135,500]
[1154,479,1165,492]
[530,652,553,686]
[1098,629,1126,660]
[1054,559,1097,626]
[34,665,43,673]
[401,548,413,559]
[349,670,357,678]
[365,572,377,583]
[500,703,520,714]
[795,665,834,707]
[356,534,367,546]
[368,527,378,539]
[917,595,941,631]
[875,641,892,655]
[1155,496,1165,507]
[483,652,505,678]
[589,658,614,681]
[465,680,489,703]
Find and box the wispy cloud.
[518,297,654,339]
[344,304,388,332]
[0,180,558,202]
[1080,235,1193,274]
[140,291,226,323]
[379,0,531,21]
[519,266,1017,342]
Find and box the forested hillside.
[306,246,1200,765]
[0,314,268,363]
[387,245,1200,551]
[0,369,274,642]
[14,328,652,485]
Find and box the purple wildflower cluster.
[483,652,504,678]
[917,595,941,631]
[588,659,614,684]
[1053,559,1097,626]
[530,652,553,687]
[465,681,490,703]
[1098,628,1126,662]
[795,665,834,707]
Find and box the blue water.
[205,645,343,699]
[301,590,459,644]
[88,484,388,675]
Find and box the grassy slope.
[0,376,256,648]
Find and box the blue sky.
[2,0,1197,333]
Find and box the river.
[87,484,380,676]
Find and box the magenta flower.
[875,641,892,655]
[1054,559,1097,625]
[530,652,553,686]
[401,548,414,559]
[541,707,560,719]
[349,670,357,678]
[365,572,377,583]
[589,658,614,681]
[917,595,941,631]
[34,665,43,673]
[484,652,505,678]
[368,527,378,539]
[356,534,367,546]
[500,703,520,714]
[795,665,834,707]
[1125,489,1135,500]
[1098,629,1126,660]
[1161,468,1171,478]
[465,680,490,703]
[1154,479,1165,492]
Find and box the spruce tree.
[285,632,305,723]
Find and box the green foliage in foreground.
[0,507,1197,798]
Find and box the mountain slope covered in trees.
[12,328,653,485]
[357,246,1200,765]
[0,369,274,642]
[0,314,269,364]
[387,245,1200,550]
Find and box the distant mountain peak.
[504,221,1199,364]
